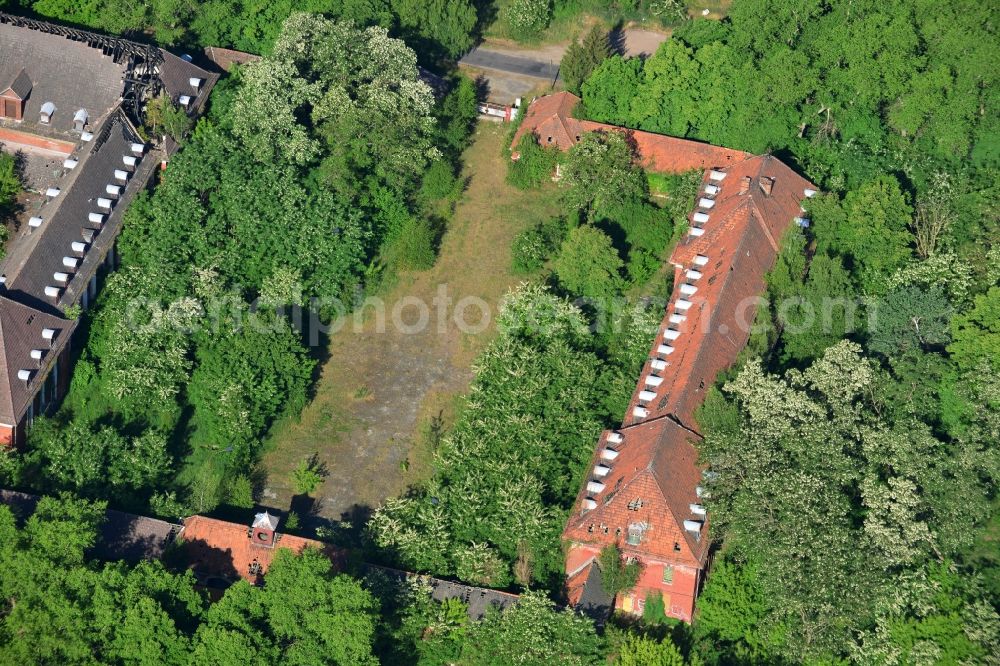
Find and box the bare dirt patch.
[260,123,563,522]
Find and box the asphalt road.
[459,47,561,81]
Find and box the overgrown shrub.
[508,132,558,189]
[498,0,552,41]
[598,544,642,597]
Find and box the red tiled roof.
[563,417,707,568]
[180,515,343,585]
[510,92,750,172]
[625,155,815,428]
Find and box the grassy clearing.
[259,122,564,520]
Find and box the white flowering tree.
[700,341,995,659]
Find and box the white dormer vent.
[42,328,56,341]
[709,169,726,181]
[178,94,192,107]
[30,349,43,362]
[71,241,87,253]
[28,216,43,229]
[698,197,716,209]
[45,187,60,198]
[81,229,95,243]
[73,108,88,130]
[601,448,620,461]
[40,101,55,124]
[683,520,703,533]
[114,169,129,182]
[633,406,649,418]
[130,142,145,155]
[669,313,686,325]
[106,184,121,197]
[664,329,681,341]
[680,284,698,296]
[594,464,611,477]
[650,358,667,371]
[607,431,623,444]
[696,485,705,498]
[675,299,693,311]
[189,77,203,90]
[80,131,94,142]
[689,503,707,516]
[689,227,705,237]
[123,155,138,167]
[17,369,31,382]
[44,286,60,298]
[657,344,675,355]
[587,480,606,494]
[89,212,105,224]
[694,255,709,266]
[62,256,79,269]
[645,374,663,387]
[704,184,720,195]
[63,158,78,170]
[804,188,817,198]
[686,269,703,280]
[692,211,710,223]
[583,498,598,510]
[639,389,657,402]
[97,198,113,210]
[53,272,69,283]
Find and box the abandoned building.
[512,91,817,622]
[0,12,218,446]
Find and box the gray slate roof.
[0,22,125,132]
[0,295,73,424]
[367,564,520,620]
[4,68,31,99]
[0,489,181,562]
[2,114,144,310]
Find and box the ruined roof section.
[0,21,126,133]
[0,295,74,424]
[510,92,750,172]
[203,46,261,73]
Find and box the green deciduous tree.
[561,131,647,220]
[948,287,1000,371]
[371,284,608,588]
[498,0,551,41]
[597,544,641,598]
[192,548,379,665]
[553,225,625,301]
[700,341,995,660]
[459,591,603,666]
[616,633,685,666]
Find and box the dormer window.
[40,101,55,124]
